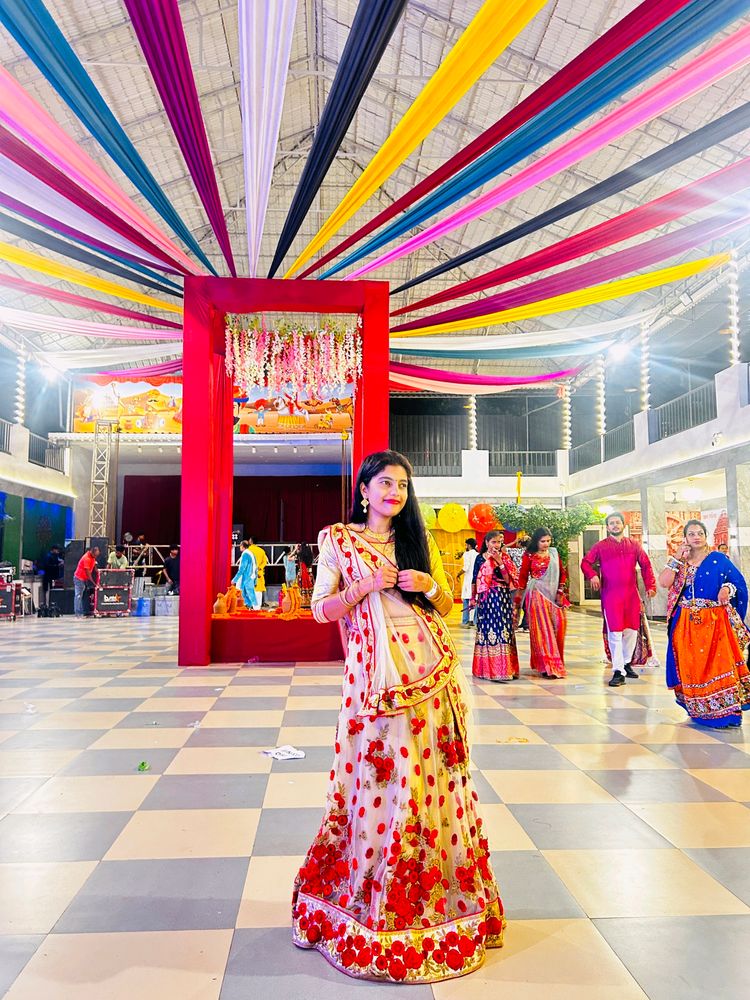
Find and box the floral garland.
[225,314,363,398]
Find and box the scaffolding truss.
[88,420,116,538]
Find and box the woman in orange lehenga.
[658,519,750,728]
[293,450,504,983]
[515,527,568,678]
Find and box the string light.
[467,394,477,450]
[640,320,651,411]
[14,350,25,425]
[561,383,571,450]
[728,251,740,366]
[596,356,606,437]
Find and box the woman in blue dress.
[658,519,750,728]
[471,530,519,682]
[232,540,259,609]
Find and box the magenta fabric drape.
[392,208,748,333]
[123,0,236,275]
[0,273,183,328]
[393,155,750,317]
[96,361,182,376]
[297,0,691,278]
[388,362,581,385]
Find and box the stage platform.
[211,610,344,663]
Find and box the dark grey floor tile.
[178,669,240,677]
[102,676,169,687]
[282,710,340,727]
[0,714,41,731]
[287,685,341,698]
[213,697,287,712]
[270,747,334,773]
[220,928,435,1000]
[0,677,46,687]
[0,812,130,862]
[0,936,44,997]
[53,857,249,932]
[116,711,207,728]
[508,803,672,850]
[490,850,585,919]
[25,688,96,699]
[530,725,634,744]
[1,729,107,751]
[587,769,731,804]
[470,769,502,805]
[141,773,268,810]
[684,848,750,905]
[492,696,568,709]
[186,727,280,748]
[472,708,530,725]
[58,698,147,712]
[253,808,324,855]
[228,675,293,686]
[0,777,47,814]
[470,744,576,770]
[60,748,179,776]
[642,743,750,768]
[594,915,750,1000]
[151,686,222,698]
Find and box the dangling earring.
[361,496,369,513]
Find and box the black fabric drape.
[0,210,181,296]
[393,101,750,296]
[267,0,407,277]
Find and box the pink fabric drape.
[389,361,580,385]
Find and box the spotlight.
[252,446,256,453]
[293,446,298,454]
[274,446,278,453]
[608,342,630,362]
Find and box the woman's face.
[537,534,552,552]
[685,525,707,549]
[362,464,409,519]
[487,536,504,557]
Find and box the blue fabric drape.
[321,0,750,278]
[394,100,750,295]
[0,210,181,296]
[268,0,407,278]
[0,0,216,274]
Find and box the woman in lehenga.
[658,519,750,728]
[515,527,569,679]
[471,530,519,682]
[293,451,504,983]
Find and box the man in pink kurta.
[581,512,656,687]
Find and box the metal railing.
[0,417,11,455]
[489,450,557,476]
[648,382,717,443]
[403,450,463,476]
[27,432,67,473]
[602,422,635,463]
[569,437,602,474]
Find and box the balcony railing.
[569,437,602,474]
[648,382,717,443]
[28,432,67,473]
[488,450,557,476]
[602,422,635,462]
[0,417,11,455]
[404,450,463,477]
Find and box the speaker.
[63,541,85,588]
[49,587,75,615]
[85,537,109,569]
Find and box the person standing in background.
[232,541,258,609]
[248,536,268,607]
[459,537,478,626]
[74,545,100,618]
[107,545,128,569]
[581,511,657,687]
[40,544,64,607]
[283,546,298,586]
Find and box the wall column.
[640,483,667,617]
[727,462,750,581]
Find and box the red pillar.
[354,282,390,472]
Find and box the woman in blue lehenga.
[658,519,750,728]
[471,530,519,682]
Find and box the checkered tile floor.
[0,610,749,999]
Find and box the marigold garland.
[225,314,363,397]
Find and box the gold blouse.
[311,525,454,620]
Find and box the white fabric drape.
[0,306,181,341]
[44,343,182,371]
[239,0,297,277]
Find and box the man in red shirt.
[581,513,656,687]
[74,546,100,618]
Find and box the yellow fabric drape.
[0,241,183,314]
[284,0,549,278]
[390,255,729,337]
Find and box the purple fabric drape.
[0,272,182,328]
[0,123,190,274]
[96,360,183,376]
[389,362,581,385]
[392,208,748,333]
[123,0,236,276]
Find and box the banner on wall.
[73,377,353,434]
[701,508,729,549]
[665,509,701,555]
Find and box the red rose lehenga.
[292,523,504,983]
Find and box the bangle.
[425,578,439,601]
[722,581,737,599]
[666,557,682,573]
[339,588,355,610]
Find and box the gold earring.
[361,496,369,512]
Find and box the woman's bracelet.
[424,578,440,601]
[721,581,737,599]
[666,557,682,573]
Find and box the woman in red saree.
[293,451,504,983]
[515,527,568,678]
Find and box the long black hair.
[478,529,503,556]
[350,450,432,610]
[298,543,314,568]
[526,526,553,554]
[683,519,708,539]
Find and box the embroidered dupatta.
[322,524,458,717]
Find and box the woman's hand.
[397,569,432,593]
[718,584,731,606]
[368,564,399,592]
[677,543,691,561]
